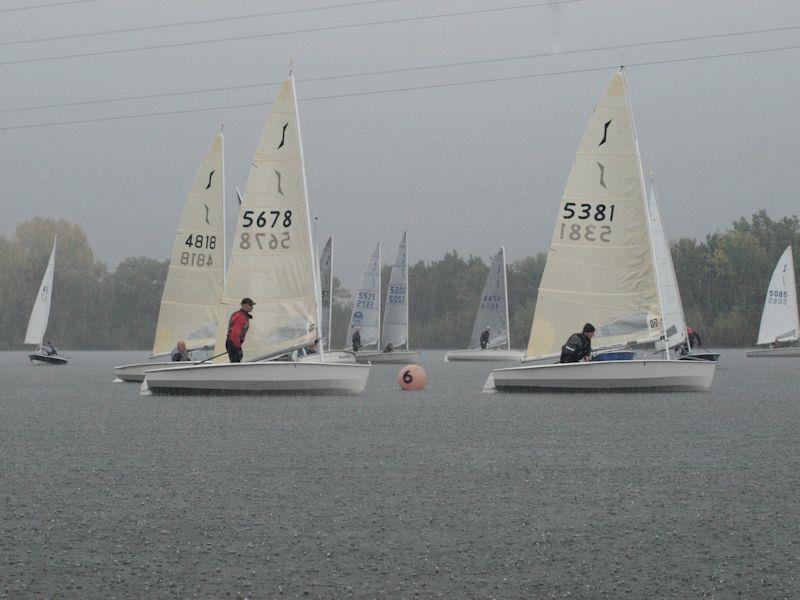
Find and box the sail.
[381,232,409,349]
[756,246,799,345]
[319,237,333,350]
[213,75,318,361]
[649,185,687,349]
[152,131,226,355]
[24,235,57,346]
[526,71,662,358]
[469,248,510,349]
[347,243,381,349]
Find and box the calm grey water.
[1,350,798,598]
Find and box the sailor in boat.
[687,327,702,348]
[171,340,191,362]
[298,339,319,358]
[383,343,394,353]
[42,341,58,356]
[558,323,595,363]
[351,326,362,353]
[226,298,255,363]
[480,327,491,350]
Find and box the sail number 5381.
[562,202,615,221]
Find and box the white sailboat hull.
[297,350,356,364]
[485,359,715,393]
[444,349,524,362]
[355,350,420,365]
[745,347,800,358]
[29,352,69,366]
[142,361,370,395]
[114,360,203,382]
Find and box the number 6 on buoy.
[398,364,426,391]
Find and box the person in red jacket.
[226,297,255,363]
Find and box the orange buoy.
[398,364,427,391]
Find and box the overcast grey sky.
[2,0,799,290]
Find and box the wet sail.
[319,237,333,350]
[24,235,57,346]
[381,232,409,349]
[347,243,381,350]
[152,131,226,355]
[756,246,799,345]
[468,247,511,350]
[526,71,662,359]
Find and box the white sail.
[319,236,333,350]
[648,184,687,349]
[526,71,662,359]
[347,243,381,349]
[469,247,511,349]
[24,235,57,346]
[381,232,409,349]
[756,246,799,345]
[152,131,226,356]
[213,75,318,361]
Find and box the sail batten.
[525,71,662,359]
[756,246,799,345]
[24,235,57,347]
[213,75,318,362]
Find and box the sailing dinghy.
[142,72,370,395]
[25,236,68,365]
[355,232,420,365]
[745,246,800,357]
[445,247,523,361]
[648,183,718,362]
[115,130,226,381]
[485,71,715,392]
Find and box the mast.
[378,242,382,349]
[220,125,227,283]
[622,68,670,359]
[290,70,324,362]
[328,235,334,350]
[405,231,410,350]
[502,246,511,351]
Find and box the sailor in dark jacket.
[559,323,595,363]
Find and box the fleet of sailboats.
[745,246,800,358]
[114,129,227,382]
[25,236,68,365]
[484,71,716,392]
[445,247,522,362]
[141,72,370,394]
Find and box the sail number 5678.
[240,209,292,250]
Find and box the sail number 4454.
[560,202,615,243]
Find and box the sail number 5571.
[240,209,292,250]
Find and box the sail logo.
[278,123,289,149]
[599,119,612,146]
[205,170,215,190]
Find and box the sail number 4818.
[559,202,615,243]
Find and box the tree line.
[1,211,796,350]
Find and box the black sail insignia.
[274,169,284,196]
[205,170,215,190]
[277,123,289,149]
[597,161,606,189]
[599,119,612,146]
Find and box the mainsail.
[526,71,662,359]
[469,247,511,350]
[347,243,381,349]
[756,246,799,345]
[152,130,226,355]
[319,236,333,350]
[24,235,57,346]
[381,232,409,349]
[213,74,319,361]
[648,184,687,349]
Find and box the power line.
[0,0,584,67]
[2,43,798,132]
[1,0,402,47]
[0,0,92,13]
[4,21,799,114]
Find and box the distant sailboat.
[355,232,420,365]
[25,235,68,365]
[143,72,370,394]
[745,245,800,357]
[114,130,227,381]
[445,247,523,362]
[346,243,382,351]
[485,71,715,392]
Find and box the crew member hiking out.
[226,298,254,363]
[559,323,595,363]
[480,327,491,350]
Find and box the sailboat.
[648,183,718,362]
[485,71,716,392]
[114,130,227,381]
[355,232,420,365]
[745,245,800,357]
[343,242,382,350]
[25,235,68,365]
[445,247,523,361]
[142,71,370,394]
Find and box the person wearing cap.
[479,327,491,350]
[559,323,595,363]
[226,298,255,363]
[171,340,190,362]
